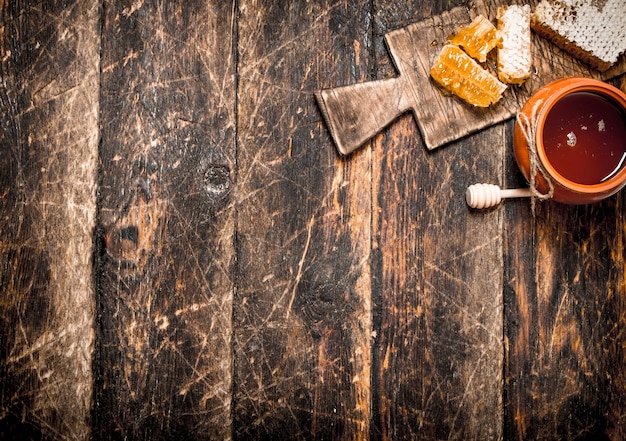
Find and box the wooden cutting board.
[316,0,626,154]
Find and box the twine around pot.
[516,98,554,213]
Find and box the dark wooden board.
[233,1,373,438]
[371,1,505,439]
[93,0,235,439]
[504,170,626,438]
[371,98,505,439]
[0,2,99,439]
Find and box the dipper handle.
[466,183,532,209]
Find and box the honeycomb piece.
[450,15,499,62]
[430,44,507,107]
[532,0,626,71]
[497,5,532,84]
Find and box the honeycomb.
[450,15,499,62]
[430,44,507,107]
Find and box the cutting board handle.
[316,76,409,155]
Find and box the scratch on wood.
[287,215,315,319]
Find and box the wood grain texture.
[94,1,235,439]
[316,76,408,155]
[0,1,99,439]
[234,0,372,438]
[372,121,505,440]
[371,1,504,438]
[504,189,626,440]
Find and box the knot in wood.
[203,164,231,200]
[294,261,357,338]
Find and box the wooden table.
[1,1,625,439]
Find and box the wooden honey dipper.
[466,183,532,209]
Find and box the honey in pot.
[542,91,626,185]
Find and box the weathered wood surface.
[0,1,99,439]
[93,0,235,439]
[0,1,625,440]
[234,1,372,438]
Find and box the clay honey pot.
[514,77,626,204]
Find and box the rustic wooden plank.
[93,1,235,439]
[505,192,626,440]
[0,2,99,440]
[502,121,537,441]
[234,1,372,438]
[371,1,505,438]
[372,120,506,440]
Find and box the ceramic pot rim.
[534,77,626,195]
